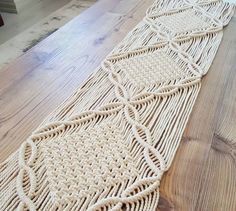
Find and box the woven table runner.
[0,0,235,210]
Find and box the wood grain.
[0,0,235,210]
[158,16,236,211]
[0,0,153,161]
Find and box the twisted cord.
[12,0,234,210]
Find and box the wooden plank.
[195,16,236,211]
[158,17,236,211]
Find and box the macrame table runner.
[0,0,235,210]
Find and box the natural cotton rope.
[0,0,235,210]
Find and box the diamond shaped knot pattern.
[42,124,139,203]
[113,49,193,86]
[0,0,234,211]
[157,9,211,35]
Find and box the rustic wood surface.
[0,0,235,210]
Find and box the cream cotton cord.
[0,0,235,210]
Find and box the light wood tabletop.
[0,0,235,210]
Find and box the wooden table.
[0,0,235,210]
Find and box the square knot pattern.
[41,124,139,203]
[156,9,211,35]
[114,50,185,86]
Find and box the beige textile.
[0,0,234,210]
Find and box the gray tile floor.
[0,0,72,44]
[0,0,96,69]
